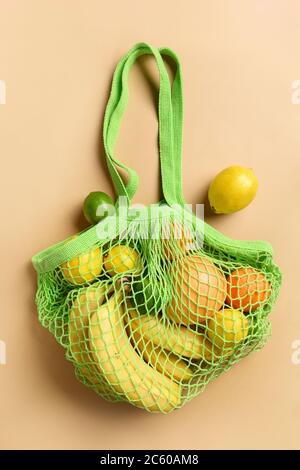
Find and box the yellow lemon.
[208,166,258,214]
[61,245,103,285]
[104,245,142,276]
[207,308,249,352]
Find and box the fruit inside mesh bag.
[32,42,281,413]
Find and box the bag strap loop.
[103,42,185,207]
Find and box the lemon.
[60,244,103,285]
[207,308,249,352]
[104,245,142,277]
[208,166,258,214]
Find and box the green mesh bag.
[32,43,282,413]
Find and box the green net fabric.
[32,43,282,413]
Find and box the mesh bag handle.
[103,42,185,207]
[159,47,185,206]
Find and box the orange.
[167,254,226,326]
[226,267,271,313]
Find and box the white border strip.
[0,340,6,365]
[0,80,6,104]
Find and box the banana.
[68,282,110,363]
[68,282,114,394]
[128,309,214,361]
[131,331,193,382]
[75,367,113,397]
[89,290,182,413]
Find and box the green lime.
[132,279,162,315]
[83,191,114,224]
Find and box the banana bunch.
[67,281,213,412]
[68,282,114,396]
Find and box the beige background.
[0,0,299,450]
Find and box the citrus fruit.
[162,221,193,261]
[226,267,271,313]
[208,166,258,214]
[131,278,162,315]
[207,308,249,352]
[60,245,103,285]
[83,191,114,225]
[104,245,142,276]
[167,254,226,325]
